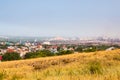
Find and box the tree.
[75,46,83,52]
[24,50,54,59]
[2,52,21,61]
[39,50,54,57]
[24,52,36,59]
[56,50,73,55]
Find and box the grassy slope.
[0,50,120,80]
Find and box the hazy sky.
[0,0,120,37]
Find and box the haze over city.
[1,1,120,80]
[0,0,120,38]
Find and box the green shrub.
[2,52,21,61]
[75,47,83,52]
[24,52,38,59]
[25,50,54,59]
[56,50,73,55]
[39,50,54,57]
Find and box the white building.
[42,41,51,45]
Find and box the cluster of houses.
[0,41,74,58]
[0,40,116,58]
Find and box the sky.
[0,0,120,38]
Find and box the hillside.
[0,50,120,80]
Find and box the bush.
[39,50,54,57]
[25,50,54,59]
[75,46,83,52]
[56,50,73,55]
[2,52,21,61]
[25,50,73,59]
[24,52,38,59]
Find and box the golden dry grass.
[0,49,120,80]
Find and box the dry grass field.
[0,49,120,80]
